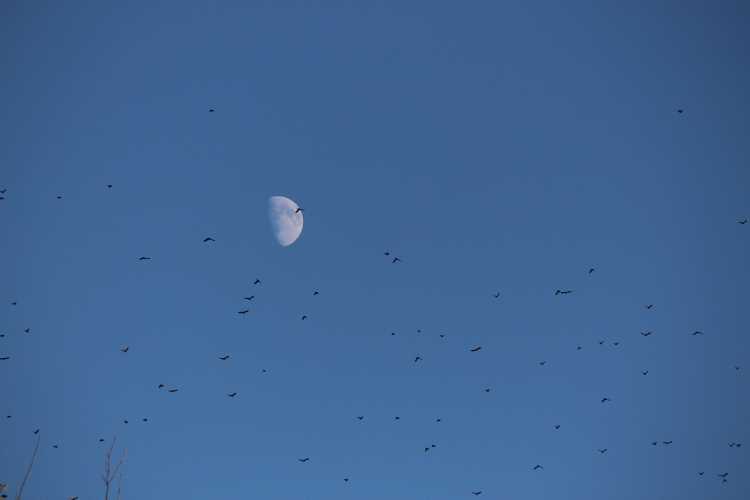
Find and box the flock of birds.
[1,106,748,498]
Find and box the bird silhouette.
[597,448,608,454]
[394,416,400,421]
[651,441,658,446]
[295,207,304,213]
[107,184,112,188]
[301,315,308,320]
[392,256,402,263]
[424,446,430,452]
[470,346,482,352]
[729,442,742,448]
[56,195,62,199]
[219,355,230,361]
[576,345,583,350]
[167,388,179,393]
[601,397,611,403]
[123,420,129,424]
[158,384,165,389]
[645,304,654,309]
[203,237,216,242]
[533,464,544,470]
[698,472,704,476]
[10,301,16,305]
[717,473,728,478]
[484,388,492,393]
[538,360,547,366]
[662,441,673,445]
[677,109,684,114]
[243,296,255,301]
[343,478,349,482]
[738,218,748,224]
[253,279,261,285]
[313,290,319,295]
[554,425,561,430]
[356,416,364,421]
[120,346,129,353]
[691,331,704,336]
[238,310,249,314]
[227,392,237,398]
[33,429,39,434]
[383,251,391,256]
[142,418,148,422]
[414,355,422,363]
[598,340,605,345]
[612,342,620,346]
[24,328,31,334]
[640,331,653,337]
[588,268,595,274]
[137,256,151,261]
[298,457,310,463]
[209,108,215,112]
[555,289,573,295]
[642,370,649,376]
[492,291,500,299]
[436,418,442,423]
[0,356,9,361]
[471,492,482,496]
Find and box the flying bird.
[717,473,728,478]
[219,355,230,361]
[539,361,547,366]
[484,388,492,393]
[642,370,649,376]
[470,346,482,352]
[227,392,237,398]
[137,256,151,261]
[209,108,215,112]
[492,291,500,299]
[158,384,166,389]
[601,397,611,403]
[576,345,582,350]
[677,109,684,114]
[24,328,31,333]
[253,279,261,285]
[33,429,40,435]
[313,290,319,296]
[645,304,654,309]
[356,416,364,421]
[392,256,402,263]
[597,448,608,454]
[414,355,422,363]
[120,346,129,353]
[651,441,658,446]
[301,315,308,320]
[598,340,605,345]
[533,464,544,470]
[394,416,401,421]
[0,356,9,361]
[202,237,216,242]
[554,289,573,295]
[383,251,391,256]
[295,207,304,214]
[107,184,112,188]
[554,425,560,430]
[698,472,704,476]
[612,342,620,346]
[471,491,482,496]
[738,218,748,225]
[238,310,249,314]
[640,331,653,337]
[298,457,310,463]
[588,267,595,274]
[167,388,179,393]
[691,331,704,336]
[662,441,673,445]
[243,296,255,301]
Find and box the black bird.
[142,418,148,422]
[123,420,129,424]
[662,441,673,445]
[642,370,649,376]
[0,356,9,361]
[33,429,40,435]
[0,334,4,338]
[10,301,16,305]
[219,355,230,361]
[691,330,704,336]
[99,438,105,443]
[554,425,561,430]
[313,290,319,296]
[243,296,255,301]
[5,415,10,419]
[576,345,582,350]
[298,457,310,463]
[253,279,261,285]
[356,416,364,421]
[301,315,308,320]
[484,388,492,393]
[492,291,500,299]
[227,392,237,398]
[158,384,165,389]
[734,365,741,371]
[598,340,605,345]
[56,195,62,199]
[107,184,112,188]
[539,361,546,366]
[439,334,446,339]
[471,492,482,496]
[470,346,482,352]
[645,304,654,309]
[343,478,349,483]
[640,331,653,337]
[698,472,704,476]
[392,256,402,263]
[533,464,544,470]
[414,355,422,363]
[24,328,31,334]
[677,109,684,114]
[120,346,129,353]
[203,237,216,243]
[436,418,442,423]
[383,251,391,256]
[209,108,215,112]
[729,442,742,448]
[238,310,249,315]
[137,256,151,261]
[601,397,611,403]
[391,332,396,336]
[424,446,430,453]
[651,441,658,446]
[717,473,728,478]
[597,448,608,454]
[167,388,179,393]
[738,218,748,225]
[554,289,573,295]
[295,207,304,214]
[394,416,400,421]
[0,189,6,193]
[588,267,595,274]
[612,342,620,346]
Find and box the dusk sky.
[1,1,748,499]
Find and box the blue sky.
[1,1,748,499]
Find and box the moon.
[268,195,304,247]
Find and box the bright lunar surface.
[268,195,304,246]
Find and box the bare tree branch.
[15,434,40,500]
[102,438,126,500]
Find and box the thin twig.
[15,434,40,500]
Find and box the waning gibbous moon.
[268,195,304,247]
